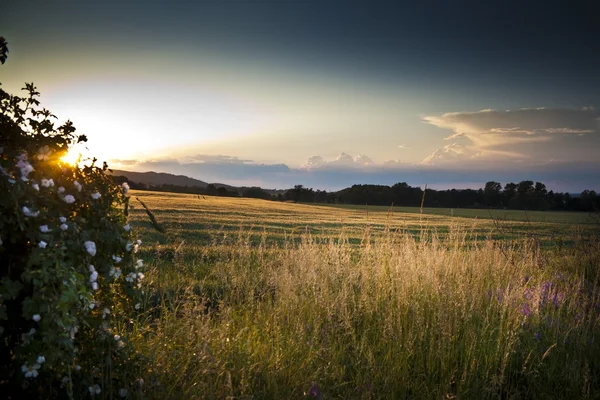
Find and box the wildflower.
[90,271,98,282]
[33,313,42,321]
[91,192,101,200]
[117,340,125,348]
[135,303,141,310]
[84,241,97,256]
[89,384,101,395]
[114,334,121,341]
[135,259,144,269]
[126,242,133,252]
[112,255,123,263]
[69,326,78,339]
[60,223,68,231]
[125,272,137,283]
[62,194,75,204]
[89,302,95,310]
[57,186,65,193]
[137,272,145,281]
[75,365,81,371]
[59,216,67,223]
[38,241,47,249]
[136,239,142,246]
[521,303,532,316]
[37,146,51,161]
[92,282,99,291]
[73,181,82,192]
[119,388,128,397]
[41,178,54,187]
[8,178,15,184]
[22,206,40,217]
[32,183,40,191]
[21,363,41,378]
[89,265,96,273]
[16,159,34,178]
[109,266,122,279]
[124,223,131,232]
[40,225,51,233]
[36,355,46,364]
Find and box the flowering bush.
[0,82,146,398]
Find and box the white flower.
[137,272,145,281]
[22,206,40,217]
[117,340,125,348]
[38,241,47,249]
[112,255,122,263]
[32,183,40,191]
[60,223,68,231]
[89,264,96,273]
[109,267,122,279]
[89,384,101,395]
[89,302,95,310]
[8,178,15,184]
[126,242,133,252]
[122,182,130,193]
[124,224,131,232]
[37,146,51,161]
[62,194,75,204]
[59,216,67,223]
[136,239,142,246]
[125,272,137,283]
[89,271,98,282]
[41,178,54,188]
[134,303,141,310]
[32,314,41,322]
[73,181,82,192]
[22,363,40,378]
[58,186,65,193]
[135,259,143,269]
[91,192,101,200]
[119,388,128,397]
[16,159,34,178]
[36,355,46,364]
[40,225,51,233]
[114,334,121,341]
[84,241,96,256]
[91,282,99,291]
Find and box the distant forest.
[112,176,600,212]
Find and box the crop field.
[124,191,600,399]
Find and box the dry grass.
[123,191,600,399]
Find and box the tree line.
[113,176,600,212]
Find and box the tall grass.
[128,224,600,399]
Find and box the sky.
[2,0,599,191]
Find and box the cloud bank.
[111,150,600,193]
[422,107,600,165]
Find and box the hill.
[110,170,208,188]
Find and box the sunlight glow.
[60,148,81,165]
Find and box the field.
[126,191,600,399]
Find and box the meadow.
[126,191,600,399]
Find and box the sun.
[60,148,82,165]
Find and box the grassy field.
[124,191,600,399]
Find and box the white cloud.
[422,107,600,165]
[302,153,375,170]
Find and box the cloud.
[422,107,600,165]
[110,151,600,192]
[302,153,375,170]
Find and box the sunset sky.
[2,0,599,191]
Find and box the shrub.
[0,82,146,398]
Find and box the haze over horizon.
[2,0,599,191]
